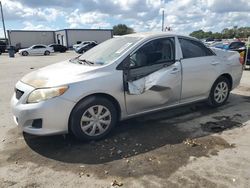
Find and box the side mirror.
[116,56,131,70]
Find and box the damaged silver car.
[11,32,243,140]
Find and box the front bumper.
[11,81,76,136]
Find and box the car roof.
[230,41,245,44]
[122,32,198,41]
[32,44,47,46]
[82,41,95,43]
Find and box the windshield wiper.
[69,56,94,65]
[69,55,81,63]
[78,59,94,65]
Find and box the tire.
[22,51,28,56]
[208,76,231,107]
[44,50,50,55]
[69,96,118,141]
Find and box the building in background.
[7,30,54,49]
[7,29,113,49]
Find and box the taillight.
[239,56,244,65]
[239,51,245,65]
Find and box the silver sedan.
[11,32,243,140]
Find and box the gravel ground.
[0,52,250,188]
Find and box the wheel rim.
[214,81,229,103]
[80,105,111,136]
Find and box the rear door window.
[178,38,214,59]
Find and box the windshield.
[77,36,142,65]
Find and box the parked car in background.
[11,32,243,140]
[75,42,97,54]
[226,41,246,50]
[48,44,67,53]
[18,45,54,56]
[73,41,97,50]
[246,53,250,66]
[210,41,247,68]
[0,40,7,53]
[210,41,245,50]
[245,42,250,67]
[204,38,215,45]
[209,42,226,49]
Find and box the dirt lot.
[0,52,250,188]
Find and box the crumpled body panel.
[128,67,171,95]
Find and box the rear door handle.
[170,67,180,74]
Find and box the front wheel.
[70,96,117,140]
[208,77,230,107]
[22,51,28,56]
[44,50,50,55]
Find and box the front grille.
[15,88,24,100]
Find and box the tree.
[190,30,216,39]
[113,24,134,35]
[190,30,205,39]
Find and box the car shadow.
[23,93,248,165]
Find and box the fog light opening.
[31,119,42,129]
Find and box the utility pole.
[161,9,164,32]
[0,1,7,44]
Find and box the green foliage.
[190,27,250,39]
[113,24,134,35]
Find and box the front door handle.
[171,67,180,74]
[211,61,219,65]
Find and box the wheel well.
[68,93,121,132]
[219,74,233,90]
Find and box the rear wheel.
[70,96,117,140]
[208,77,230,107]
[44,50,50,55]
[22,51,28,56]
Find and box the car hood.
[19,48,29,52]
[21,60,101,88]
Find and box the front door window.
[129,37,175,68]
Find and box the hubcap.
[214,81,228,103]
[80,105,111,136]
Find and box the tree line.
[189,27,250,39]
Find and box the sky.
[1,0,250,37]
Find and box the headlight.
[27,86,68,103]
